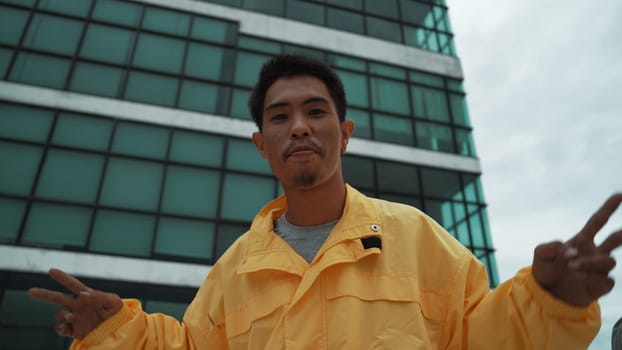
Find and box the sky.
[446,0,622,348]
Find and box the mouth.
[284,143,320,160]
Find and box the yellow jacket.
[73,185,600,349]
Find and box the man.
[29,55,622,349]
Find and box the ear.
[252,132,268,159]
[340,119,355,155]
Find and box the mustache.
[282,140,321,161]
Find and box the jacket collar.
[237,184,384,275]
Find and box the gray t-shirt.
[274,213,338,264]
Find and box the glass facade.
[0,0,497,347]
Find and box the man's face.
[252,75,354,191]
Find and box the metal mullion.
[173,14,194,109]
[84,121,118,251]
[210,136,230,263]
[149,129,174,259]
[3,0,40,81]
[14,108,60,245]
[117,3,146,99]
[62,0,96,90]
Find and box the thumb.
[82,290,122,320]
[534,241,566,262]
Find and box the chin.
[291,171,318,188]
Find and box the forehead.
[264,75,334,107]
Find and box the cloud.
[447,0,622,347]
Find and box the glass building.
[0,0,498,348]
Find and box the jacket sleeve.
[447,257,600,350]
[69,265,228,350]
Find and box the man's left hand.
[532,193,622,307]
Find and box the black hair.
[248,54,347,131]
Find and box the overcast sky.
[446,0,622,347]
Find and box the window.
[400,1,434,27]
[70,62,124,97]
[455,129,475,157]
[226,138,272,175]
[155,218,215,259]
[169,131,224,167]
[327,8,364,34]
[420,168,462,200]
[327,0,362,10]
[22,14,84,55]
[376,160,419,195]
[92,0,143,26]
[36,149,105,203]
[0,104,54,143]
[328,54,366,72]
[90,210,155,257]
[242,0,284,16]
[370,77,409,115]
[133,33,186,74]
[22,203,91,248]
[0,141,43,196]
[411,86,450,122]
[185,43,234,82]
[80,24,136,65]
[366,16,401,42]
[160,166,220,218]
[37,0,92,17]
[369,63,406,80]
[191,17,237,45]
[52,113,113,151]
[342,155,374,189]
[112,122,169,160]
[0,48,12,77]
[347,107,371,139]
[179,80,230,114]
[9,52,71,88]
[221,173,274,221]
[404,25,438,52]
[230,88,252,120]
[373,113,414,146]
[124,71,179,107]
[216,223,247,257]
[286,0,324,25]
[0,6,29,46]
[365,0,398,19]
[142,7,190,36]
[100,157,163,211]
[0,198,26,243]
[336,70,368,107]
[449,93,470,126]
[416,121,454,153]
[234,51,269,87]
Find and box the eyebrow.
[264,96,330,112]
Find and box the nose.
[290,113,311,139]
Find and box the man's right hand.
[28,268,123,339]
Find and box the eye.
[271,113,287,121]
[309,108,326,116]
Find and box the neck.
[282,177,347,227]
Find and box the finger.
[580,193,622,240]
[586,275,615,299]
[598,228,622,254]
[55,309,74,323]
[534,241,566,261]
[55,323,73,338]
[569,254,617,274]
[28,288,76,309]
[49,268,90,296]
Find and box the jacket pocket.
[324,272,445,348]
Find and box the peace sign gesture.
[28,269,122,339]
[533,193,622,307]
